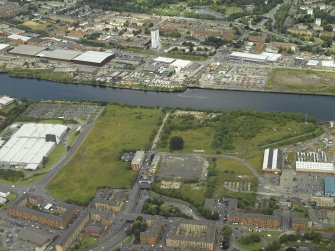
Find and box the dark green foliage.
[126,217,148,242]
[240,233,261,244]
[0,169,24,182]
[169,136,184,151]
[221,225,232,249]
[265,240,281,251]
[142,198,192,218]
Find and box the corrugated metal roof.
[37,48,82,61]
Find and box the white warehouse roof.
[0,96,14,106]
[37,49,83,61]
[0,123,68,168]
[0,44,10,51]
[321,60,335,68]
[307,60,318,66]
[296,161,334,173]
[154,57,175,64]
[171,59,192,69]
[73,51,114,64]
[230,51,282,62]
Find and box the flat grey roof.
[9,45,45,56]
[37,49,82,61]
[73,51,114,64]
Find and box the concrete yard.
[158,155,208,180]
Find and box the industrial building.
[310,196,334,208]
[229,51,282,63]
[0,95,14,108]
[0,123,68,170]
[36,49,82,61]
[131,151,145,171]
[72,51,115,67]
[171,59,193,69]
[9,45,45,56]
[295,161,334,174]
[262,148,282,174]
[324,176,335,196]
[166,219,216,250]
[154,56,175,64]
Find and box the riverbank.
[5,67,335,97]
[5,68,188,93]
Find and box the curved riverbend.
[0,74,334,120]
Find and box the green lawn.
[47,105,163,205]
[267,68,335,95]
[9,69,72,83]
[43,143,66,171]
[237,238,263,251]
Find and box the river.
[0,74,334,120]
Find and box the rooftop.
[9,45,45,56]
[37,49,82,61]
[73,51,115,64]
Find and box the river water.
[0,74,334,120]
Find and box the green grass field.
[47,105,163,205]
[9,69,72,83]
[267,68,335,95]
[157,111,318,154]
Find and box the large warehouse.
[262,148,282,174]
[324,177,335,197]
[72,51,115,67]
[9,45,45,57]
[295,161,334,174]
[36,49,82,61]
[229,51,282,63]
[0,123,68,170]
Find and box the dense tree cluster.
[169,136,184,151]
[126,216,148,242]
[142,198,192,218]
[221,226,232,249]
[239,233,261,244]
[0,169,24,182]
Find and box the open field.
[47,105,163,205]
[157,110,319,154]
[22,21,51,30]
[9,69,72,83]
[267,68,335,95]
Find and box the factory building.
[0,95,14,108]
[72,51,115,67]
[229,51,282,63]
[131,151,145,171]
[324,176,335,196]
[262,148,282,174]
[9,45,45,57]
[36,48,82,61]
[0,123,68,170]
[295,161,334,174]
[310,196,334,208]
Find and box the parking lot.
[25,103,102,121]
[158,155,208,180]
[294,173,325,196]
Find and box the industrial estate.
[0,0,335,251]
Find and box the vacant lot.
[154,157,257,208]
[157,110,319,153]
[47,105,163,205]
[22,21,51,30]
[267,68,335,95]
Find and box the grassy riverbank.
[267,68,335,95]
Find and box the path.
[150,112,170,150]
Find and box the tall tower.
[151,27,160,49]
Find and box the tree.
[169,136,184,151]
